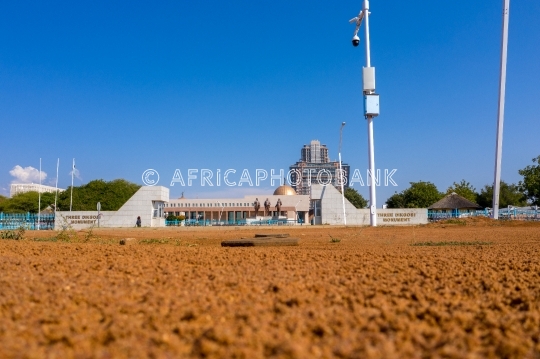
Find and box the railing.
[0,213,56,230]
[165,218,302,226]
[248,219,297,226]
[428,208,540,221]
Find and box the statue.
[254,198,261,217]
[275,198,282,216]
[264,198,271,216]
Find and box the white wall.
[311,184,428,225]
[55,186,169,229]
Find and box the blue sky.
[1,0,539,203]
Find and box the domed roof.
[273,185,297,196]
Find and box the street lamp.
[339,122,347,225]
[350,0,380,226]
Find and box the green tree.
[166,214,186,221]
[386,181,443,208]
[0,194,7,212]
[446,180,478,202]
[386,192,406,209]
[57,179,140,211]
[1,192,56,213]
[344,187,367,209]
[476,181,527,208]
[518,155,540,205]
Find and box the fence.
[165,218,301,227]
[428,208,540,221]
[0,213,56,230]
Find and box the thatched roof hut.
[428,192,482,210]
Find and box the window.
[153,201,165,218]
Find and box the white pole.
[363,0,371,68]
[339,122,347,225]
[492,0,510,220]
[54,158,59,226]
[70,158,74,211]
[38,158,42,230]
[364,0,377,226]
[367,117,377,225]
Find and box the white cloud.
[9,165,47,184]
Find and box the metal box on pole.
[363,94,379,117]
[362,67,376,91]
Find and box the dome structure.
[273,185,297,196]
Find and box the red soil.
[1,219,539,358]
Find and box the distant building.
[10,183,65,198]
[289,140,350,196]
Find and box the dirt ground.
[1,218,540,358]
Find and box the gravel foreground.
[1,219,540,358]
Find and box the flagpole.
[492,0,510,219]
[54,158,59,223]
[70,158,74,211]
[38,158,42,230]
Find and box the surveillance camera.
[352,35,360,47]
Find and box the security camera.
[352,35,360,47]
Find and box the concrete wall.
[311,184,428,225]
[55,186,169,229]
[55,211,115,229]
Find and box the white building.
[10,183,65,197]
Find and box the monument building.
[165,185,310,224]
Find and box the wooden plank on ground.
[221,237,298,247]
[254,233,290,238]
